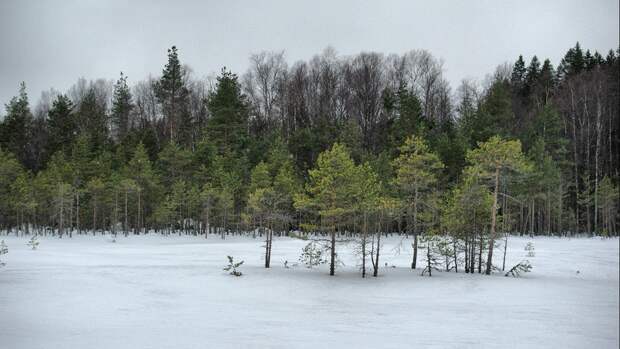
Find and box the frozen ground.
[0,234,618,349]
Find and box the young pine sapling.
[223,256,244,276]
[505,260,532,277]
[27,236,39,250]
[524,242,535,257]
[0,240,8,266]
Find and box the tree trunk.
[570,86,579,233]
[330,228,336,276]
[124,190,129,237]
[485,166,500,275]
[76,192,80,235]
[92,198,97,236]
[362,212,367,278]
[502,233,508,271]
[371,211,383,277]
[59,186,64,239]
[478,233,483,274]
[137,189,142,235]
[263,219,270,268]
[373,227,381,277]
[464,237,469,273]
[453,238,458,273]
[426,243,432,276]
[411,188,419,269]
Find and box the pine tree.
[247,142,301,267]
[441,172,492,273]
[351,162,381,277]
[11,171,36,234]
[597,177,618,235]
[247,161,276,266]
[466,136,530,274]
[209,155,242,238]
[86,177,105,232]
[125,143,159,234]
[200,182,218,237]
[0,240,7,266]
[0,149,26,230]
[157,142,192,188]
[392,136,444,269]
[295,143,358,275]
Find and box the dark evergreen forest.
[0,43,618,249]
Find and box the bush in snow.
[420,235,442,276]
[299,241,328,268]
[223,256,244,276]
[524,242,535,257]
[0,240,7,266]
[283,260,299,269]
[27,236,39,250]
[504,260,532,277]
[436,237,458,272]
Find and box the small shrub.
[524,242,535,257]
[0,240,7,266]
[27,236,39,250]
[223,256,244,276]
[505,260,533,277]
[299,241,328,268]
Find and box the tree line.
[0,43,618,262]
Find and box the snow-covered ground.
[0,234,617,349]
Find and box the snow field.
[0,234,618,348]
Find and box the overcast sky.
[0,0,618,112]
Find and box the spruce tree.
[524,56,541,96]
[0,149,26,229]
[111,72,133,141]
[511,55,526,89]
[206,68,249,158]
[155,46,191,145]
[388,84,425,154]
[466,79,514,145]
[77,88,109,152]
[47,94,76,156]
[0,82,34,169]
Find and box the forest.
[0,43,618,276]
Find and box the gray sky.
[0,0,618,112]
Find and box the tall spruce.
[155,46,191,146]
[111,72,133,141]
[207,68,249,158]
[0,83,34,169]
[47,94,76,156]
